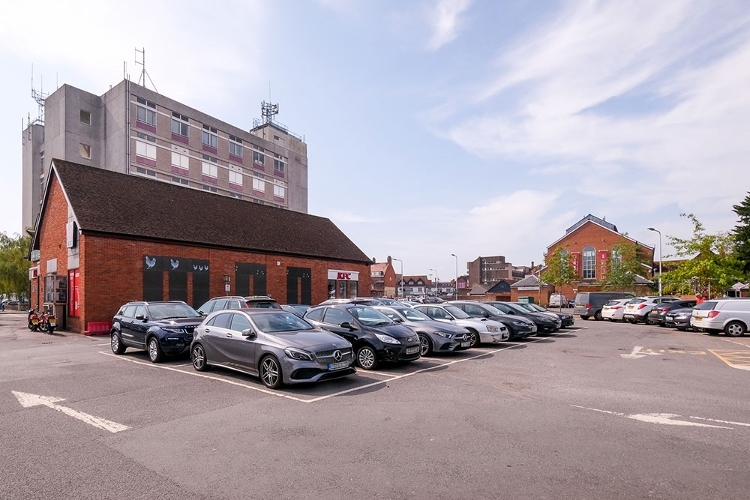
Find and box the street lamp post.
[647,227,662,296]
[393,258,403,299]
[429,268,437,299]
[451,253,458,300]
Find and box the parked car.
[413,303,510,347]
[110,301,204,362]
[690,298,750,336]
[601,298,632,322]
[485,301,561,334]
[304,304,420,369]
[573,292,635,320]
[548,294,569,308]
[196,295,281,315]
[316,298,384,306]
[280,304,310,317]
[190,309,355,389]
[374,306,472,356]
[448,300,537,340]
[377,298,407,307]
[664,307,696,330]
[516,302,574,328]
[622,296,678,324]
[647,299,697,326]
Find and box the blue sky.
[1,0,749,283]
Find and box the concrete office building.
[22,79,308,231]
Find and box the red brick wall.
[34,174,371,333]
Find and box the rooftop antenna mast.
[261,101,278,125]
[30,64,48,126]
[135,47,158,92]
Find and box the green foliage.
[601,241,650,292]
[541,246,577,292]
[0,232,31,300]
[732,192,750,277]
[660,213,741,297]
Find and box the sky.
[1,0,749,283]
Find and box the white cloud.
[425,0,472,51]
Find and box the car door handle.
[226,333,233,338]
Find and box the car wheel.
[147,336,164,363]
[628,318,637,324]
[111,331,126,355]
[467,329,480,348]
[594,310,603,321]
[356,346,378,370]
[724,321,746,337]
[580,315,589,320]
[191,343,208,371]
[418,333,433,356]
[259,355,283,389]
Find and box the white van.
[549,294,568,308]
[691,298,750,336]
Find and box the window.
[274,157,285,175]
[136,140,156,160]
[171,112,189,136]
[202,125,218,148]
[582,246,596,279]
[253,150,265,165]
[79,143,91,159]
[229,192,242,199]
[202,161,218,178]
[136,98,156,126]
[171,151,189,171]
[229,135,243,157]
[135,167,156,177]
[252,177,265,192]
[611,247,622,264]
[202,184,218,193]
[273,184,285,199]
[171,176,190,186]
[80,110,91,125]
[229,170,243,187]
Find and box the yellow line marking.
[708,350,750,371]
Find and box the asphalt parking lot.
[2,311,750,499]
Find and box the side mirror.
[242,328,256,338]
[482,312,490,318]
[136,314,147,321]
[393,317,403,323]
[339,321,357,331]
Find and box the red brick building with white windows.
[30,160,372,334]
[545,215,655,301]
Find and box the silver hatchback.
[191,309,356,389]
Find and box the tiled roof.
[510,275,541,288]
[42,159,371,264]
[566,214,617,234]
[371,263,388,273]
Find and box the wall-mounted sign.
[327,270,359,281]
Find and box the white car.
[691,298,750,336]
[622,296,678,324]
[601,298,632,321]
[414,304,509,347]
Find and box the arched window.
[582,246,596,279]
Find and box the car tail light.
[708,311,720,318]
[586,303,591,309]
[613,306,622,310]
[638,304,647,310]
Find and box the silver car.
[190,309,356,389]
[413,304,509,347]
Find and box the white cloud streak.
[426,0,473,51]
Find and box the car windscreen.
[628,299,646,304]
[251,312,315,333]
[505,303,529,314]
[396,307,432,321]
[444,305,471,319]
[349,306,394,326]
[148,302,202,320]
[482,304,505,315]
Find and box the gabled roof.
[510,275,542,288]
[469,284,491,295]
[487,280,511,293]
[370,263,388,273]
[546,214,653,252]
[34,159,371,264]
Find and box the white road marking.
[573,405,734,430]
[12,390,129,433]
[689,416,750,427]
[621,346,662,359]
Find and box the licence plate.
[694,317,702,321]
[406,346,419,355]
[328,361,349,371]
[48,320,56,326]
[460,341,470,347]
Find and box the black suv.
[196,295,281,315]
[304,303,420,370]
[110,301,204,362]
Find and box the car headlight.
[485,325,498,332]
[433,330,453,339]
[161,326,186,333]
[512,320,528,326]
[374,333,401,344]
[284,347,314,361]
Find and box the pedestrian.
[695,292,705,305]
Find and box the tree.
[0,232,31,301]
[660,213,741,297]
[600,240,650,292]
[541,246,577,303]
[732,192,750,278]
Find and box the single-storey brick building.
[30,159,372,334]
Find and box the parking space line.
[708,349,750,371]
[99,333,565,403]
